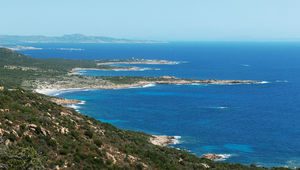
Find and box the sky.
[1,0,300,41]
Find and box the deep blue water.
[20,42,300,167]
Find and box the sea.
[19,42,300,168]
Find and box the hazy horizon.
[1,0,300,41]
[2,34,300,43]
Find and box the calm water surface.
[21,42,300,167]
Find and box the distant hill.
[0,34,167,44]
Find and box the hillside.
[0,88,275,170]
[0,48,291,169]
[0,47,117,89]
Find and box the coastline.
[70,67,157,74]
[34,80,266,164]
[201,153,232,161]
[68,59,181,74]
[36,87,183,148]
[34,78,267,95]
[51,97,84,105]
[33,77,268,164]
[150,135,181,146]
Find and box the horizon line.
[1,34,300,43]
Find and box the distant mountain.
[0,34,167,44]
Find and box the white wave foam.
[284,159,300,168]
[259,81,269,84]
[241,64,250,67]
[208,106,228,109]
[66,100,86,112]
[67,104,81,110]
[215,154,232,161]
[172,136,181,144]
[130,83,156,88]
[217,106,228,109]
[129,83,156,89]
[142,83,156,88]
[79,100,86,105]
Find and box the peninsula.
[0,47,264,92]
[34,76,263,95]
[0,47,286,169]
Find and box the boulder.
[201,153,223,161]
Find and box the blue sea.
[20,42,300,168]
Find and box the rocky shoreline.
[150,135,180,146]
[201,153,231,161]
[51,98,83,105]
[35,77,266,95]
[152,78,265,85]
[150,136,230,162]
[33,77,264,165]
[70,67,155,74]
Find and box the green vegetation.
[0,47,167,90]
[0,89,292,169]
[0,47,293,169]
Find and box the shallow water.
[22,42,300,167]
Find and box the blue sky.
[1,0,300,41]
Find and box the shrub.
[94,139,102,147]
[84,130,93,138]
[48,139,57,148]
[3,132,17,142]
[59,148,68,155]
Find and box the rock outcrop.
[201,153,224,161]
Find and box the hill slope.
[0,47,290,169]
[0,89,272,169]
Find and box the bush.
[3,132,17,142]
[250,163,257,168]
[0,147,43,169]
[94,139,102,147]
[70,131,80,140]
[84,130,93,138]
[59,148,68,155]
[47,138,57,148]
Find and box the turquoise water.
[22,42,300,167]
